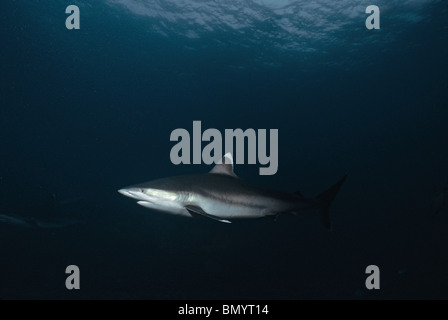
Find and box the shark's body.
[119,153,346,228]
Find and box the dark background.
[0,0,447,299]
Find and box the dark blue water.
[1,0,447,299]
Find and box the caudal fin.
[315,174,347,229]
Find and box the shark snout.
[118,187,145,200]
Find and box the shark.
[118,153,347,228]
[0,192,82,229]
[0,213,78,228]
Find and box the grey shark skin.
[119,153,347,228]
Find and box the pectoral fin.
[185,205,232,224]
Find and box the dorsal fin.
[209,153,237,178]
